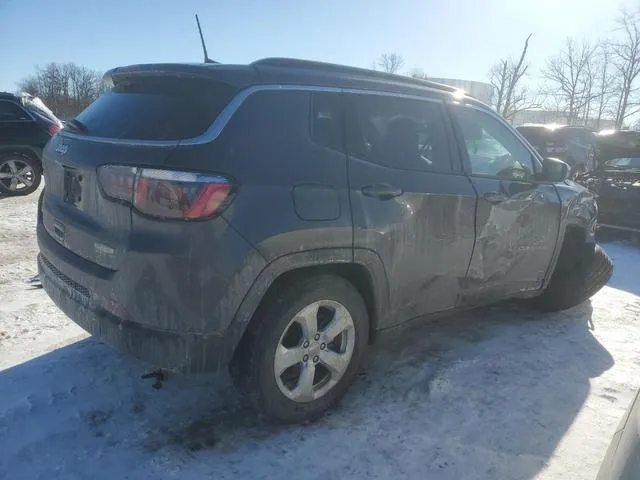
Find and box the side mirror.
[540,157,570,182]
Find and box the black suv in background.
[38,59,612,423]
[516,124,597,175]
[596,129,640,164]
[578,156,640,233]
[0,92,62,196]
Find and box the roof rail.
[251,58,459,94]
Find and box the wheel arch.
[541,221,591,292]
[228,248,389,361]
[0,146,43,170]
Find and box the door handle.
[482,191,509,204]
[361,184,403,200]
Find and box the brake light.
[97,166,234,220]
[48,123,61,135]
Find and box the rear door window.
[345,93,453,172]
[74,77,238,140]
[0,101,31,121]
[23,97,59,124]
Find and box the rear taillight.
[97,166,233,220]
[48,123,61,135]
[97,165,137,201]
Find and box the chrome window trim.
[342,88,444,104]
[56,84,453,147]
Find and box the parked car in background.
[0,92,62,196]
[577,156,640,233]
[596,129,640,165]
[516,124,597,176]
[597,389,640,479]
[38,59,612,424]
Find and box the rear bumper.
[38,252,236,372]
[36,221,252,372]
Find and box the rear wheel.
[534,244,613,312]
[0,153,41,196]
[230,275,369,424]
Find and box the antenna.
[195,14,217,64]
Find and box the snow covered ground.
[1,191,640,480]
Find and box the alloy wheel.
[274,300,355,402]
[0,157,35,193]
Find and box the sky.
[0,0,637,93]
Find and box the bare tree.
[610,8,640,128]
[488,34,535,121]
[408,68,428,79]
[593,46,617,129]
[18,63,103,118]
[376,53,404,74]
[541,38,597,124]
[581,51,596,124]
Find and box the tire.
[0,153,42,196]
[230,274,369,424]
[534,244,613,312]
[37,188,45,221]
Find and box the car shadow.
[0,301,612,479]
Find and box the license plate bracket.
[63,167,83,207]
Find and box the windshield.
[603,157,640,169]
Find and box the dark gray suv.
[37,59,613,423]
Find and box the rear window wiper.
[65,118,88,134]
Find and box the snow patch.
[1,192,639,479]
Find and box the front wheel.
[230,275,369,424]
[0,153,42,196]
[534,244,613,312]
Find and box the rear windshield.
[554,129,584,143]
[74,77,238,140]
[517,127,552,144]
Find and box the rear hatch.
[42,68,252,270]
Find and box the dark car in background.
[516,124,597,175]
[577,156,640,233]
[597,389,640,479]
[0,92,62,196]
[596,129,640,165]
